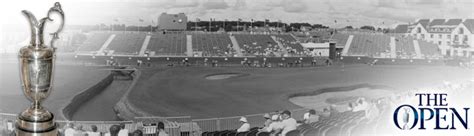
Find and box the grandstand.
[71,30,445,59]
[197,110,368,136]
[76,32,111,52]
[274,34,304,54]
[147,33,187,56]
[394,36,416,58]
[302,111,368,136]
[234,34,279,56]
[107,33,146,55]
[192,34,234,56]
[346,34,390,57]
[331,33,350,47]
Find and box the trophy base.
[16,127,58,136]
[15,113,58,136]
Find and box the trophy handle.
[47,2,65,48]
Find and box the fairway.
[125,65,473,119]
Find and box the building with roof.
[393,24,408,34]
[399,19,474,57]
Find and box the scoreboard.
[157,13,187,31]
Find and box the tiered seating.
[308,31,332,40]
[418,40,441,57]
[395,36,416,57]
[347,35,366,56]
[274,34,304,53]
[200,111,367,136]
[300,111,366,136]
[192,34,234,56]
[331,33,350,47]
[201,127,269,136]
[147,33,187,56]
[107,33,146,55]
[347,34,390,56]
[77,32,110,52]
[234,34,278,56]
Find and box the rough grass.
[127,65,473,119]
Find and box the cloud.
[281,0,307,13]
[409,0,443,5]
[173,0,200,8]
[265,0,284,7]
[376,0,409,9]
[202,0,229,10]
[361,7,421,22]
[6,0,470,28]
[232,0,246,10]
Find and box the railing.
[56,120,136,133]
[0,113,16,134]
[135,116,192,123]
[188,108,308,133]
[0,115,182,136]
[0,108,309,136]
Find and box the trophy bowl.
[20,46,54,104]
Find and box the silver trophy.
[17,2,64,136]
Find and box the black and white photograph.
[0,0,473,136]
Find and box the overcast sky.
[1,0,473,28]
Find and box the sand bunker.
[289,87,394,110]
[205,73,244,80]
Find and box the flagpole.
[277,20,280,29]
[237,19,240,31]
[251,19,253,32]
[251,19,253,30]
[209,18,212,32]
[138,18,142,32]
[112,20,116,32]
[195,18,198,32]
[264,19,266,28]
